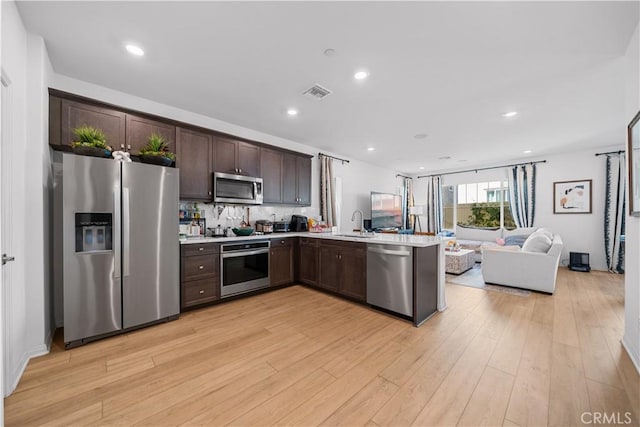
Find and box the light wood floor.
[5,268,640,426]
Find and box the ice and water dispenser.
[75,213,113,253]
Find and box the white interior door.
[0,69,12,423]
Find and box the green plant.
[71,125,111,150]
[139,133,176,160]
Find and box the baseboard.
[5,342,51,397]
[621,337,640,375]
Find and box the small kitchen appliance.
[255,220,273,234]
[272,221,290,233]
[290,215,308,232]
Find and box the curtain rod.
[417,160,547,178]
[318,152,350,164]
[396,174,412,179]
[595,150,624,156]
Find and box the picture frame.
[628,110,640,216]
[553,179,592,214]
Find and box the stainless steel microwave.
[213,172,263,205]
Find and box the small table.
[445,248,475,274]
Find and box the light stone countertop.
[180,231,445,248]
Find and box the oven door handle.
[222,248,270,258]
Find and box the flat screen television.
[371,192,403,230]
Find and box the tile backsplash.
[180,201,320,233]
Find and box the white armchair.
[481,234,563,293]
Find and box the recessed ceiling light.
[286,109,298,116]
[438,156,451,160]
[523,150,532,154]
[354,71,369,80]
[367,147,375,152]
[414,133,428,139]
[502,111,518,118]
[125,44,144,56]
[419,166,425,170]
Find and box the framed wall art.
[553,179,592,214]
[628,110,640,216]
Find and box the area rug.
[447,264,531,297]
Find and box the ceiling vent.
[302,83,333,101]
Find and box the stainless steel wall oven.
[220,241,270,297]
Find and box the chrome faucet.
[351,209,365,234]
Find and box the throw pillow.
[504,235,528,247]
[534,228,553,240]
[496,237,506,246]
[522,233,552,253]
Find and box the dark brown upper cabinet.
[60,99,126,150]
[214,137,260,177]
[126,114,176,155]
[282,153,312,206]
[260,147,284,204]
[176,127,213,201]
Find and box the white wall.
[1,0,52,396]
[623,22,640,373]
[414,145,623,271]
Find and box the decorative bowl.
[139,154,174,166]
[232,227,254,236]
[73,145,112,158]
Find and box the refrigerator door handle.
[123,187,131,277]
[113,185,122,279]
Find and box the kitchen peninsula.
[180,232,446,326]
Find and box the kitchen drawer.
[299,237,319,247]
[182,278,219,308]
[270,237,294,248]
[182,254,219,281]
[181,243,219,257]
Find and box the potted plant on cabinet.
[138,133,176,166]
[71,125,112,158]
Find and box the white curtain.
[507,164,536,228]
[403,177,414,230]
[320,155,337,227]
[425,176,443,233]
[604,154,626,273]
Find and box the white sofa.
[481,233,563,293]
[454,226,539,262]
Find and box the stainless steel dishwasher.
[367,244,413,316]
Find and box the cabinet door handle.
[281,240,285,244]
[208,191,212,196]
[199,247,204,251]
[120,144,125,149]
[127,144,131,150]
[199,290,205,294]
[199,265,204,270]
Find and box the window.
[442,185,455,229]
[449,181,516,229]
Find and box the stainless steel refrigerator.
[53,152,179,348]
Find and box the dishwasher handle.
[368,247,411,257]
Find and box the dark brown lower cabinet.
[180,243,220,310]
[270,238,294,286]
[337,246,367,301]
[308,239,367,301]
[298,238,319,285]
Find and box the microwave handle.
[253,181,258,196]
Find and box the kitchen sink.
[335,233,376,238]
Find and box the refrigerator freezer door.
[62,154,122,343]
[122,162,179,328]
